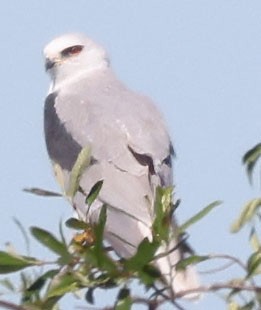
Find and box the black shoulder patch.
[128,145,155,175]
[44,92,82,171]
[169,142,175,157]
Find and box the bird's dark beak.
[45,58,55,71]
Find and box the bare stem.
[0,300,26,310]
[175,282,261,299]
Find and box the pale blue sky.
[0,1,260,309]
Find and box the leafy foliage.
[0,182,207,309]
[1,143,261,309]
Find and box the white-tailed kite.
[43,33,199,297]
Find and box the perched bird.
[43,33,199,297]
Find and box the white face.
[44,33,109,83]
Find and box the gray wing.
[44,70,200,295]
[44,69,174,256]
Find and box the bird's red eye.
[61,45,84,57]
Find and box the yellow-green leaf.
[231,198,261,233]
[66,146,91,198]
[228,302,240,310]
[179,201,222,232]
[249,228,261,252]
[247,251,261,278]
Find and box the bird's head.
[43,33,109,90]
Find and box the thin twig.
[0,300,26,310]
[153,235,189,262]
[199,260,235,274]
[175,282,261,299]
[208,253,247,271]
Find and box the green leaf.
[179,201,222,232]
[124,238,159,271]
[93,205,107,252]
[65,218,89,230]
[86,247,117,274]
[247,251,261,278]
[243,143,261,184]
[28,269,59,292]
[47,273,79,298]
[117,288,130,300]
[231,198,261,233]
[40,296,62,309]
[0,251,38,274]
[86,180,104,206]
[176,255,209,271]
[0,278,15,292]
[249,228,261,252]
[13,217,30,255]
[22,270,59,303]
[152,187,173,242]
[115,288,132,310]
[66,146,91,198]
[30,227,69,258]
[142,264,161,279]
[86,206,117,273]
[138,265,161,286]
[59,220,66,246]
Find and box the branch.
[208,253,247,271]
[0,300,26,310]
[175,282,261,299]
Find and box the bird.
[43,33,199,297]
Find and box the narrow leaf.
[0,278,15,292]
[93,205,107,250]
[153,187,173,242]
[59,220,66,245]
[40,296,62,310]
[179,201,222,232]
[247,251,261,278]
[13,217,30,255]
[125,238,159,270]
[23,187,62,197]
[0,251,38,274]
[243,143,261,183]
[30,227,69,257]
[87,206,117,273]
[249,228,261,252]
[231,198,261,233]
[65,218,89,230]
[176,255,209,271]
[115,288,132,310]
[47,273,79,298]
[86,180,104,206]
[66,146,91,198]
[27,269,59,292]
